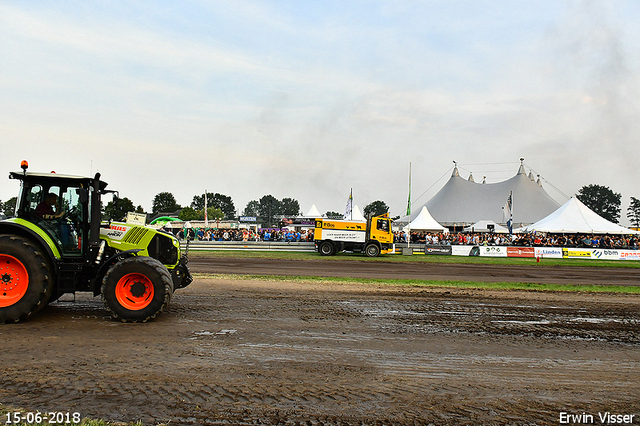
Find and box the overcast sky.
[1,0,639,224]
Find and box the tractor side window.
[24,185,44,215]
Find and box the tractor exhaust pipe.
[89,173,102,248]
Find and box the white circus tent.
[522,197,639,235]
[411,160,560,227]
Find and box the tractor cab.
[10,171,107,258]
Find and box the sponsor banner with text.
[534,247,564,259]
[478,246,508,257]
[507,247,535,258]
[424,245,453,255]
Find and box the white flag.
[504,191,513,234]
[343,189,353,220]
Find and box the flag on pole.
[504,191,513,234]
[204,192,208,227]
[344,189,353,220]
[406,162,412,216]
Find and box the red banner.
[507,247,535,258]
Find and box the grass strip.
[186,249,640,268]
[193,273,640,294]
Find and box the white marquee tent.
[403,206,446,232]
[463,220,510,234]
[522,197,640,235]
[304,204,322,218]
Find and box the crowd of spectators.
[176,227,314,243]
[171,225,638,249]
[395,231,639,249]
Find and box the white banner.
[534,247,563,259]
[321,230,366,243]
[452,245,475,256]
[478,246,508,257]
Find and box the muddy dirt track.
[188,255,640,287]
[1,257,640,425]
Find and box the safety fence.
[180,241,640,260]
[181,240,316,252]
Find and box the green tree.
[179,206,200,221]
[325,211,342,218]
[191,192,236,220]
[258,195,282,227]
[627,197,640,228]
[152,192,180,214]
[363,200,389,218]
[281,197,301,216]
[104,197,136,221]
[243,200,260,217]
[2,197,17,218]
[205,207,225,221]
[576,184,621,223]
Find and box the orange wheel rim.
[115,273,154,311]
[0,255,30,308]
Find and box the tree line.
[1,184,638,228]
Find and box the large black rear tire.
[0,235,54,323]
[101,256,173,322]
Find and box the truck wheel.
[101,256,173,322]
[364,244,381,257]
[0,235,54,323]
[318,241,335,256]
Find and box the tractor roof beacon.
[0,162,192,323]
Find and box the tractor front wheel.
[101,256,173,322]
[0,235,53,323]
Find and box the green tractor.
[0,161,192,323]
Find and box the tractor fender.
[91,249,143,295]
[0,220,59,273]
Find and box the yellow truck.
[314,214,394,257]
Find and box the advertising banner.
[592,249,640,261]
[452,245,475,256]
[424,245,452,255]
[562,248,593,259]
[507,247,535,258]
[478,246,508,257]
[534,247,564,259]
[319,229,366,242]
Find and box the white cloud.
[1,0,639,224]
